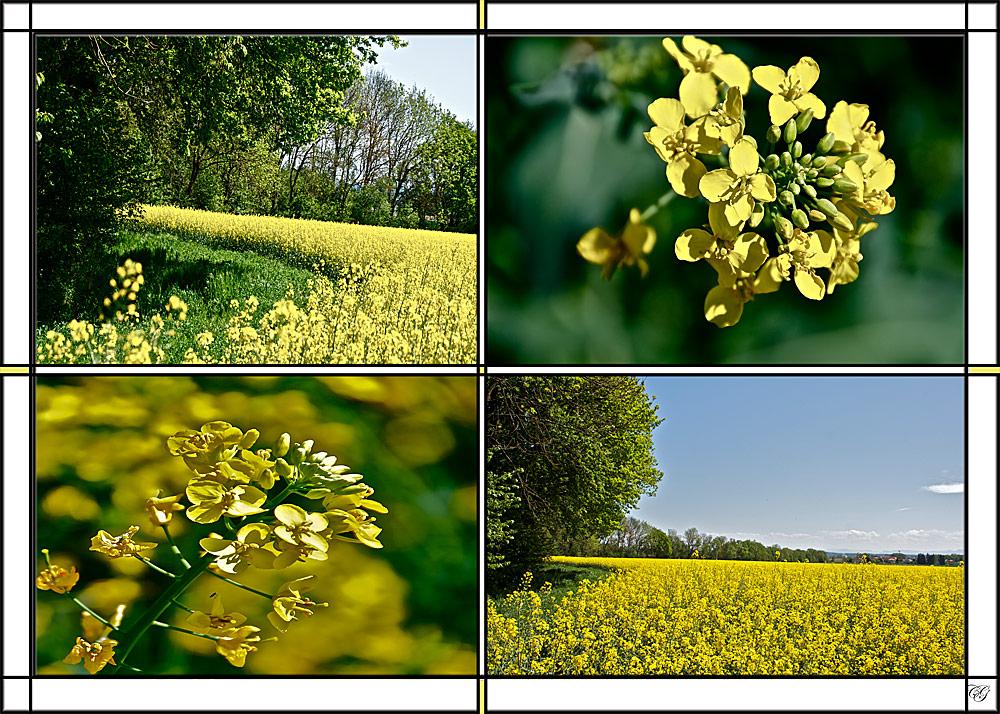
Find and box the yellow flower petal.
[666,152,707,198]
[679,71,718,118]
[647,97,686,132]
[661,37,692,72]
[793,267,826,300]
[732,233,769,273]
[674,229,715,261]
[681,35,714,57]
[795,92,826,120]
[751,65,785,94]
[768,94,798,125]
[704,285,744,327]
[728,139,759,177]
[791,57,820,92]
[712,54,750,94]
[754,257,788,294]
[748,173,776,202]
[707,202,741,239]
[699,169,736,202]
[576,228,616,265]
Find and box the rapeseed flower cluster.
[38,421,386,674]
[578,37,895,327]
[488,557,962,675]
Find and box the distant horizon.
[629,377,965,555]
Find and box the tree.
[410,114,477,233]
[486,376,663,573]
[917,553,927,565]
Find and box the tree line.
[558,519,830,563]
[36,35,476,323]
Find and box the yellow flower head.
[752,57,827,125]
[145,494,185,527]
[577,208,657,279]
[675,203,769,288]
[826,100,884,155]
[214,625,261,668]
[185,477,268,524]
[644,98,722,197]
[267,575,329,633]
[167,422,257,475]
[187,594,247,634]
[200,523,277,574]
[36,552,80,594]
[63,637,117,674]
[699,137,777,225]
[662,36,751,118]
[755,229,835,301]
[273,504,330,557]
[323,507,385,549]
[89,526,157,559]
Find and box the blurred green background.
[36,376,477,675]
[487,35,964,364]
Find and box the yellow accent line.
[0,366,30,374]
[479,0,484,29]
[970,366,1000,374]
[479,680,484,714]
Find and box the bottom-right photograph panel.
[486,375,965,677]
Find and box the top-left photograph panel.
[31,31,477,365]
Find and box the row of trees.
[486,376,663,584]
[559,520,830,563]
[36,36,476,323]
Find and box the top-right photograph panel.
[486,35,964,365]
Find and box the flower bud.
[765,154,780,171]
[783,118,797,144]
[815,198,840,218]
[778,190,795,208]
[806,168,819,179]
[822,164,841,177]
[791,209,810,230]
[808,209,826,221]
[832,177,859,194]
[275,458,293,477]
[831,212,855,232]
[766,125,782,144]
[274,433,291,458]
[799,153,813,166]
[795,108,814,134]
[836,153,868,167]
[790,182,801,194]
[812,156,827,168]
[816,177,835,188]
[816,132,836,155]
[831,140,851,154]
[781,152,792,169]
[775,216,794,240]
[792,141,803,158]
[803,184,818,199]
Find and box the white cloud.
[896,507,911,511]
[822,529,880,540]
[887,529,963,543]
[922,482,964,494]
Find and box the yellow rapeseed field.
[138,205,477,364]
[38,206,476,364]
[488,556,964,675]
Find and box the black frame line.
[481,25,977,369]
[27,24,481,369]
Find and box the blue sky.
[377,35,476,128]
[630,377,965,554]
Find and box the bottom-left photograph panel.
[32,375,478,677]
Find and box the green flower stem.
[222,515,238,535]
[170,599,196,614]
[64,594,116,630]
[103,553,212,672]
[161,525,191,569]
[266,479,299,509]
[120,664,144,673]
[132,554,177,579]
[207,569,273,600]
[151,620,221,642]
[639,191,678,223]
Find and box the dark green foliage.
[486,376,663,574]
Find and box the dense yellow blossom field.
[137,205,477,364]
[488,556,964,675]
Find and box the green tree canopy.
[486,376,663,573]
